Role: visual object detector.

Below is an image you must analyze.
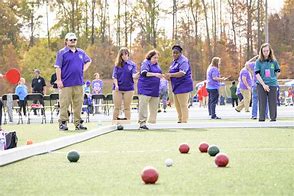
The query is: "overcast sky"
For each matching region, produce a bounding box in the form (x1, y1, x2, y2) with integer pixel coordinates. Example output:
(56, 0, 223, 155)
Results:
(22, 0, 284, 39)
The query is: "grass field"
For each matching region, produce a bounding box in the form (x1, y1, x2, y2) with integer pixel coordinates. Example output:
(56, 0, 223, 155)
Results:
(0, 125, 293, 195)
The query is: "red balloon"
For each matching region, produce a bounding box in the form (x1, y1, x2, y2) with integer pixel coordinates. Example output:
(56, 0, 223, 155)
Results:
(5, 68, 21, 85)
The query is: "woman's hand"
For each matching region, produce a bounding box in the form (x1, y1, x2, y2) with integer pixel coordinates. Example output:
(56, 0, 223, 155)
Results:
(164, 73, 171, 80)
(262, 84, 270, 92)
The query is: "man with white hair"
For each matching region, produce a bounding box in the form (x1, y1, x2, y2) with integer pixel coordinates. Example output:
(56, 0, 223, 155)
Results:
(54, 32, 91, 131)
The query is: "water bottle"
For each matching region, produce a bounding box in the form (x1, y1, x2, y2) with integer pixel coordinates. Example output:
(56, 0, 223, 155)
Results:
(0, 131, 6, 151)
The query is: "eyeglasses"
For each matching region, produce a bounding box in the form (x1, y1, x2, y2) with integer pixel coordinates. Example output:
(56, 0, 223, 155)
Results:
(69, 39, 77, 42)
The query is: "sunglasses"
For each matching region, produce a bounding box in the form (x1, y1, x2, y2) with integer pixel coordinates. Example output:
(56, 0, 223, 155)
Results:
(69, 39, 77, 42)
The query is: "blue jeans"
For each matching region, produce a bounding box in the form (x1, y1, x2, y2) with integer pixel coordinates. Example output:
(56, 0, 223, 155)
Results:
(207, 89, 219, 118)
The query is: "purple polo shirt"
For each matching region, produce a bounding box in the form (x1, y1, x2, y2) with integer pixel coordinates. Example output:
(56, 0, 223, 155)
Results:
(239, 67, 252, 90)
(169, 54, 193, 94)
(54, 47, 91, 87)
(249, 62, 257, 87)
(92, 80, 103, 94)
(112, 60, 137, 91)
(206, 66, 220, 89)
(138, 59, 162, 97)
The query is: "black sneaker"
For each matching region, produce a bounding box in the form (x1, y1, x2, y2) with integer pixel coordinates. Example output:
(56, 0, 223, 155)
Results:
(139, 125, 149, 130)
(76, 124, 87, 130)
(211, 116, 221, 119)
(59, 123, 68, 131)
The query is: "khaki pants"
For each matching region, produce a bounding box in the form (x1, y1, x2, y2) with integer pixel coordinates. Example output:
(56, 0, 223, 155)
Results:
(174, 93, 190, 123)
(138, 95, 159, 126)
(59, 86, 83, 126)
(236, 89, 251, 112)
(203, 96, 208, 107)
(113, 90, 134, 120)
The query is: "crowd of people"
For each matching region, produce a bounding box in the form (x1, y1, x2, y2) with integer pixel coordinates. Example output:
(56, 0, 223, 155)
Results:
(0, 32, 288, 131)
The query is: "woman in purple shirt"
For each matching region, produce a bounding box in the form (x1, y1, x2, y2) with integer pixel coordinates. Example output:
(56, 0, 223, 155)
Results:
(112, 47, 139, 121)
(206, 57, 227, 119)
(137, 50, 162, 130)
(164, 45, 193, 123)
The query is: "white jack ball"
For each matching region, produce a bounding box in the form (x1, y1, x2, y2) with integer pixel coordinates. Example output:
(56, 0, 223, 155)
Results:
(165, 158, 173, 167)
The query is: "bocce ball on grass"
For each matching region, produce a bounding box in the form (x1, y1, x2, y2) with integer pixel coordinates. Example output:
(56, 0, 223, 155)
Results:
(165, 158, 173, 167)
(26, 140, 33, 145)
(141, 166, 159, 184)
(198, 142, 209, 153)
(117, 124, 124, 130)
(215, 153, 229, 167)
(67, 150, 80, 162)
(208, 145, 220, 156)
(179, 143, 190, 153)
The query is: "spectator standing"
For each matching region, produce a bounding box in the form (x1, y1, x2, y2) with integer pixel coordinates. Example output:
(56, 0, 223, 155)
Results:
(15, 78, 28, 116)
(31, 69, 46, 115)
(206, 57, 228, 119)
(137, 50, 162, 130)
(255, 43, 280, 122)
(112, 47, 139, 122)
(55, 32, 91, 130)
(164, 45, 193, 123)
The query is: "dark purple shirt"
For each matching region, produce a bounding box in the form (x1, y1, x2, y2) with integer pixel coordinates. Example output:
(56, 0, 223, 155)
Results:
(137, 59, 162, 97)
(169, 54, 193, 94)
(54, 47, 91, 87)
(112, 60, 137, 91)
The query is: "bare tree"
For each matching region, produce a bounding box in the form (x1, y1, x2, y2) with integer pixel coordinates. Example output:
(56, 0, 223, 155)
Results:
(201, 0, 212, 59)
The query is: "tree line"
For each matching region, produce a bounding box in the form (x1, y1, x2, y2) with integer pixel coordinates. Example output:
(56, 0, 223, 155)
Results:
(0, 0, 293, 95)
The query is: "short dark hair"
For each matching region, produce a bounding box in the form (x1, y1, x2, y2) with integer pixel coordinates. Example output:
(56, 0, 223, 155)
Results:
(232, 81, 236, 85)
(172, 45, 183, 53)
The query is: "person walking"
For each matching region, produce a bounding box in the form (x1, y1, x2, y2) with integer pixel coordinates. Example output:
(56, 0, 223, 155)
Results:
(137, 50, 162, 130)
(235, 62, 252, 113)
(112, 47, 139, 122)
(164, 45, 193, 123)
(158, 78, 169, 113)
(206, 57, 228, 119)
(55, 32, 91, 130)
(255, 43, 280, 122)
(230, 81, 238, 107)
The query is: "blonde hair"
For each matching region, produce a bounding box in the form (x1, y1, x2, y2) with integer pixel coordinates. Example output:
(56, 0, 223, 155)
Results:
(210, 57, 221, 68)
(258, 43, 276, 61)
(115, 47, 130, 67)
(19, 77, 25, 84)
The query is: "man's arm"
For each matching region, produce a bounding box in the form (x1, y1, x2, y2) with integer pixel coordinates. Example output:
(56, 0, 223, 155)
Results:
(83, 61, 91, 72)
(55, 67, 63, 88)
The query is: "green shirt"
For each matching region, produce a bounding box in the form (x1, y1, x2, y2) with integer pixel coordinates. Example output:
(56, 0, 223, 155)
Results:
(255, 59, 280, 86)
(230, 85, 238, 99)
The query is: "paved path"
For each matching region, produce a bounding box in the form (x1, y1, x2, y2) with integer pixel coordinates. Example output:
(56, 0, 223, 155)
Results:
(3, 103, 293, 126)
